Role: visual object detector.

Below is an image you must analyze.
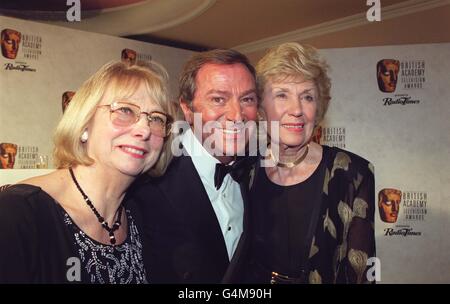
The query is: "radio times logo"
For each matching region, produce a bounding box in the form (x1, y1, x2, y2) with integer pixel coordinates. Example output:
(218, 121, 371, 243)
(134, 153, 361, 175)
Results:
(378, 188, 427, 237)
(376, 58, 424, 106)
(2, 27, 40, 72)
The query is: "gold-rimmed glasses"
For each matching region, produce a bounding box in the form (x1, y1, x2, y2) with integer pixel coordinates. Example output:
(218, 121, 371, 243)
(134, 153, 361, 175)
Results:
(98, 101, 173, 137)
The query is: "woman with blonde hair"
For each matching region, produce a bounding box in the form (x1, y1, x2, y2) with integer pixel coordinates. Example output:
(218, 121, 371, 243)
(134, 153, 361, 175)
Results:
(248, 42, 375, 284)
(0, 60, 175, 283)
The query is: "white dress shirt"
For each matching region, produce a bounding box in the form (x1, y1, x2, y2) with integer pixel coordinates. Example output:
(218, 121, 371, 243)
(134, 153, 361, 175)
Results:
(181, 128, 244, 260)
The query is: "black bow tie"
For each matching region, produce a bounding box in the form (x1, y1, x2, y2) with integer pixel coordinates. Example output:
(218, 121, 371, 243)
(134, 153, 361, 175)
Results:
(214, 157, 257, 190)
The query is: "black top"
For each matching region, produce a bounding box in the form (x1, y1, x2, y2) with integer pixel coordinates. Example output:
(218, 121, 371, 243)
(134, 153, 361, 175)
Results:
(0, 184, 146, 283)
(250, 148, 327, 278)
(60, 206, 147, 284)
(247, 146, 376, 284)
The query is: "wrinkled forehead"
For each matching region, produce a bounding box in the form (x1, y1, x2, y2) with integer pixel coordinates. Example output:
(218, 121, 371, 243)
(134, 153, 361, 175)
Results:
(267, 75, 317, 94)
(198, 63, 255, 84)
(268, 73, 311, 84)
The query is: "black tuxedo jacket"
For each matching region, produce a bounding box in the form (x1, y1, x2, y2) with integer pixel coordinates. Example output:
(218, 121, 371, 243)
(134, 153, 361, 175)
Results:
(131, 154, 254, 284)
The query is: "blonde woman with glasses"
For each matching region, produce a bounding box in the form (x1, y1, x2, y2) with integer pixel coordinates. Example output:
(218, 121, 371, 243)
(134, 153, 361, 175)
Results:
(0, 60, 175, 283)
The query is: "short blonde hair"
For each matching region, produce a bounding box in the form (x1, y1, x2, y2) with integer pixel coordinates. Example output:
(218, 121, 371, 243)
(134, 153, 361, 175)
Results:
(256, 42, 331, 125)
(53, 60, 177, 177)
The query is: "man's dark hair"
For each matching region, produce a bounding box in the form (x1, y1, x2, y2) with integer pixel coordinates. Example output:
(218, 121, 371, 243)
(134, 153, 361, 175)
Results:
(179, 49, 256, 105)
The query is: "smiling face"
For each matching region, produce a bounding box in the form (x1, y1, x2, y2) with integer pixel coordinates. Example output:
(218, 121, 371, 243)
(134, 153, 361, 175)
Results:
(262, 76, 318, 149)
(180, 63, 258, 162)
(86, 81, 165, 177)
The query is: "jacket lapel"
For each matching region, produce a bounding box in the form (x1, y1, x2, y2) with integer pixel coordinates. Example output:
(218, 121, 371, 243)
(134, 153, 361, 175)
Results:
(157, 155, 230, 266)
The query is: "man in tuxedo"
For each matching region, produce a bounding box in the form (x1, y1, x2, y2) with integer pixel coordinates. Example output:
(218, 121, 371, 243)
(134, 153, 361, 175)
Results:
(133, 49, 258, 283)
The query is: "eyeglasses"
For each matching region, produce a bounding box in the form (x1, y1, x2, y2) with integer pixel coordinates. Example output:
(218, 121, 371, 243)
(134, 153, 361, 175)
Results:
(98, 101, 173, 137)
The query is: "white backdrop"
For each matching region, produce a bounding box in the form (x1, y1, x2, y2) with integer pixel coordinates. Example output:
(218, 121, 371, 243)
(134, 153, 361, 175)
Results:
(1, 15, 192, 171)
(319, 43, 450, 283)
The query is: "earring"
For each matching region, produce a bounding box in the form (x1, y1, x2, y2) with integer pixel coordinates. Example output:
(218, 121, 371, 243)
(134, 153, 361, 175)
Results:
(80, 130, 88, 143)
